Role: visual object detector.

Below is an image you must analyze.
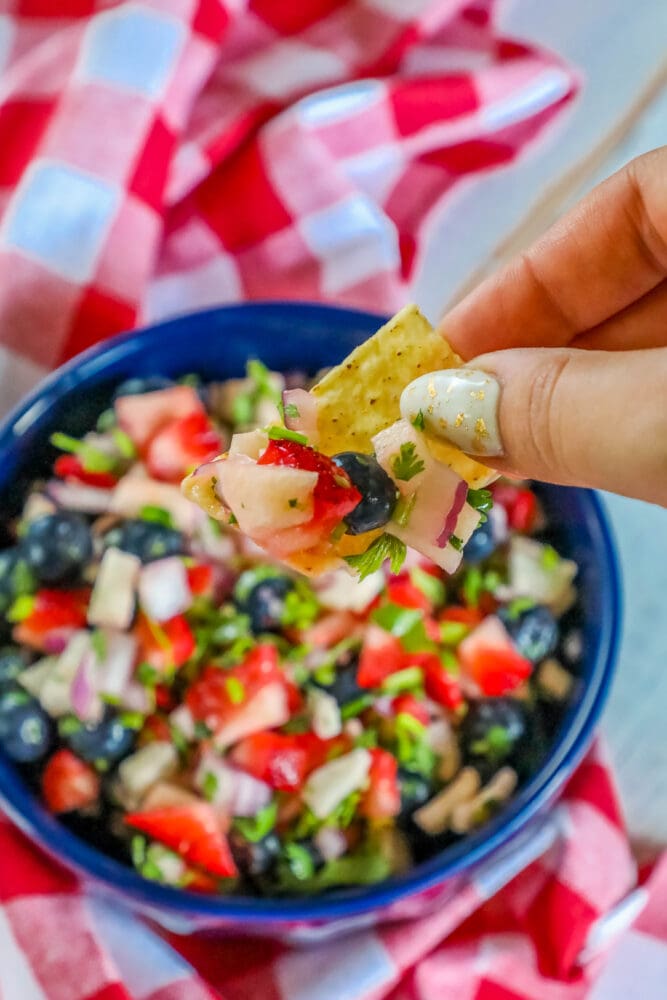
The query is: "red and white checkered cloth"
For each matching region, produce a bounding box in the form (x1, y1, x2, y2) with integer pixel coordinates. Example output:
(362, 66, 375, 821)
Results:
(0, 2, 665, 998)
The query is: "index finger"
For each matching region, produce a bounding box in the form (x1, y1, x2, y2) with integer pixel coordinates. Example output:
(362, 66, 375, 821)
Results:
(440, 146, 667, 359)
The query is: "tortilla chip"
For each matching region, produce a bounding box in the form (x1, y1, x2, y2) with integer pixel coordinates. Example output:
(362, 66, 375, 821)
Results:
(311, 304, 495, 488)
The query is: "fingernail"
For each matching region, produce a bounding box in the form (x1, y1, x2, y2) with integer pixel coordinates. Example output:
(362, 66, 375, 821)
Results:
(400, 369, 502, 457)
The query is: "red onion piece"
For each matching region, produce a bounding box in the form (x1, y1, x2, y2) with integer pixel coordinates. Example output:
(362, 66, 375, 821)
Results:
(436, 479, 468, 548)
(43, 628, 75, 655)
(314, 826, 348, 862)
(47, 480, 113, 514)
(195, 754, 272, 817)
(282, 388, 319, 440)
(70, 651, 103, 722)
(95, 630, 137, 698)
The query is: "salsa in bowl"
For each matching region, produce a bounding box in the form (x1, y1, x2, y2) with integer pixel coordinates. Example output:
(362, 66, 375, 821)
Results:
(0, 303, 620, 936)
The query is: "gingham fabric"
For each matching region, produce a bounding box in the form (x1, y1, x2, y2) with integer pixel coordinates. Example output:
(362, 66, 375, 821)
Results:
(2, 743, 667, 1000)
(0, 2, 664, 998)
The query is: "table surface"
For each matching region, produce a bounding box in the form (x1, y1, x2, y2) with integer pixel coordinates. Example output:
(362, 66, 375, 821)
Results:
(414, 0, 667, 845)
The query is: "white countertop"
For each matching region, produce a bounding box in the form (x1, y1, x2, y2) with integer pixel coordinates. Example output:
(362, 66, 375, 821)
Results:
(414, 0, 667, 844)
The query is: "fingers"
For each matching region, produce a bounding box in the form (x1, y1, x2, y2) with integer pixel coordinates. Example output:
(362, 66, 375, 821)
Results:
(441, 146, 667, 359)
(400, 347, 667, 507)
(572, 280, 667, 351)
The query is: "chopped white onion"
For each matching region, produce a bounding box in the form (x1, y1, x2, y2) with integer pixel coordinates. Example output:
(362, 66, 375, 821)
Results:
(169, 704, 195, 741)
(307, 688, 342, 740)
(138, 557, 192, 622)
(87, 547, 141, 630)
(314, 826, 347, 862)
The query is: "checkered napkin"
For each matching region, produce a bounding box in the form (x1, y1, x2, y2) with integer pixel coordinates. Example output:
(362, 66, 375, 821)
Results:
(1, 743, 666, 1000)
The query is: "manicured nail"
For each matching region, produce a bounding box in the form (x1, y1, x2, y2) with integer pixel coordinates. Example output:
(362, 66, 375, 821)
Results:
(400, 369, 502, 457)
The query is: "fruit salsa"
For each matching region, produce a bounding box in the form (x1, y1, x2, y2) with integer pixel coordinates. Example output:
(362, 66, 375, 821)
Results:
(0, 351, 582, 895)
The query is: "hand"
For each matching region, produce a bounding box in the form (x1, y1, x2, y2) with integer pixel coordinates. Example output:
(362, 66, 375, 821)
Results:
(401, 147, 667, 507)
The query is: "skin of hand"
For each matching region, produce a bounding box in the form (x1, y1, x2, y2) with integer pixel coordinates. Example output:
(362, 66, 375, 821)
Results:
(400, 146, 667, 508)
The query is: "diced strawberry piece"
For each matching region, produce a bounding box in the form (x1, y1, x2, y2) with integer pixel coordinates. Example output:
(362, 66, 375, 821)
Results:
(125, 803, 237, 879)
(135, 613, 196, 672)
(14, 588, 89, 649)
(492, 483, 537, 533)
(54, 455, 118, 489)
(186, 564, 215, 597)
(357, 624, 405, 688)
(411, 651, 464, 710)
(186, 644, 283, 729)
(391, 693, 429, 726)
(440, 605, 484, 626)
(424, 617, 442, 642)
(141, 714, 172, 744)
(154, 684, 177, 711)
(300, 611, 357, 649)
(147, 411, 223, 483)
(387, 575, 432, 613)
(359, 748, 400, 819)
(115, 385, 204, 450)
(458, 616, 533, 696)
(42, 749, 100, 814)
(257, 439, 361, 528)
(231, 731, 342, 791)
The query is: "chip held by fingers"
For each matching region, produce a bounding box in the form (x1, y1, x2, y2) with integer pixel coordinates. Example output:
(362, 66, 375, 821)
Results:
(182, 305, 497, 577)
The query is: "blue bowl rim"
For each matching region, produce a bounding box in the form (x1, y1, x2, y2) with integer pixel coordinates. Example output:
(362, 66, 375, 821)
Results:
(0, 301, 622, 924)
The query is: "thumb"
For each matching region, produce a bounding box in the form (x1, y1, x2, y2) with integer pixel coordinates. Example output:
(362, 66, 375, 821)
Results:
(400, 346, 667, 507)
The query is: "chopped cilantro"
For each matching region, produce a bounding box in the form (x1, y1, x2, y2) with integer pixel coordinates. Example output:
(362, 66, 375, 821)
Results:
(202, 770, 219, 802)
(541, 544, 561, 571)
(381, 665, 424, 695)
(330, 521, 347, 542)
(90, 630, 107, 662)
(393, 492, 416, 528)
(280, 402, 300, 420)
(225, 676, 245, 705)
(119, 711, 145, 731)
(391, 442, 425, 481)
(372, 603, 433, 654)
(288, 498, 298, 508)
(354, 728, 378, 749)
(439, 648, 459, 673)
(439, 621, 469, 645)
(467, 488, 494, 524)
(231, 359, 281, 427)
(194, 720, 213, 740)
(283, 842, 316, 881)
(280, 580, 319, 630)
(228, 512, 239, 526)
(10, 559, 35, 597)
(470, 724, 513, 763)
(137, 662, 160, 687)
(6, 594, 35, 623)
(345, 532, 407, 580)
(506, 596, 537, 620)
(340, 693, 373, 719)
(411, 410, 425, 431)
(96, 408, 116, 432)
(131, 834, 147, 869)
(233, 800, 278, 843)
(394, 712, 435, 778)
(139, 505, 174, 528)
(111, 428, 136, 459)
(325, 790, 360, 828)
(410, 566, 445, 606)
(58, 715, 83, 737)
(449, 534, 463, 551)
(267, 425, 308, 445)
(50, 431, 116, 473)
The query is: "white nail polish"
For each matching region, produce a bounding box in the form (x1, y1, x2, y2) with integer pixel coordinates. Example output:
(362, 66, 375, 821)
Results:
(400, 369, 502, 457)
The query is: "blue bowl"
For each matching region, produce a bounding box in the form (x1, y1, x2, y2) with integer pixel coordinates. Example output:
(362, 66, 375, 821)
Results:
(0, 302, 622, 940)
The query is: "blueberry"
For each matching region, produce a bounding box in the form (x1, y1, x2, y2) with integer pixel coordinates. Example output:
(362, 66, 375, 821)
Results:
(332, 452, 397, 535)
(312, 660, 364, 707)
(0, 646, 29, 688)
(113, 376, 173, 399)
(103, 520, 184, 563)
(462, 519, 496, 564)
(64, 712, 136, 767)
(398, 769, 432, 817)
(237, 575, 294, 634)
(0, 688, 53, 763)
(459, 697, 528, 772)
(229, 830, 281, 877)
(23, 513, 93, 584)
(501, 605, 559, 663)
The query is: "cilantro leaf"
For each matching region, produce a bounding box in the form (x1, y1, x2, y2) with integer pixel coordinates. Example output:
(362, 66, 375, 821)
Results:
(202, 771, 219, 802)
(391, 442, 425, 482)
(267, 425, 308, 445)
(279, 402, 300, 420)
(345, 533, 407, 580)
(50, 431, 116, 473)
(411, 410, 425, 431)
(233, 801, 278, 842)
(467, 488, 494, 524)
(449, 534, 463, 551)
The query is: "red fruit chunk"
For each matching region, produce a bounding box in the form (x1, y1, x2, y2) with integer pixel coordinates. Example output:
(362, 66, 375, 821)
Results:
(115, 385, 204, 450)
(135, 613, 196, 672)
(391, 693, 429, 726)
(440, 605, 483, 626)
(14, 588, 90, 649)
(42, 750, 100, 814)
(492, 483, 537, 533)
(125, 803, 237, 878)
(147, 411, 223, 483)
(257, 439, 361, 527)
(357, 624, 405, 688)
(411, 651, 463, 710)
(359, 748, 400, 819)
(186, 563, 215, 597)
(54, 455, 118, 489)
(467, 646, 533, 696)
(387, 575, 432, 613)
(186, 644, 283, 728)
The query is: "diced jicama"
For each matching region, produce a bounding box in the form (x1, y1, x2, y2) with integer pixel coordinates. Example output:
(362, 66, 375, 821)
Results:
(181, 460, 232, 521)
(213, 682, 289, 749)
(115, 385, 203, 449)
(169, 704, 195, 742)
(229, 429, 268, 460)
(138, 557, 192, 622)
(87, 547, 141, 630)
(195, 752, 272, 816)
(47, 480, 113, 514)
(314, 826, 347, 862)
(282, 388, 319, 442)
(501, 537, 578, 613)
(20, 493, 56, 524)
(307, 688, 342, 739)
(303, 748, 371, 819)
(18, 631, 91, 718)
(111, 476, 202, 533)
(314, 567, 385, 612)
(215, 455, 318, 534)
(117, 742, 179, 802)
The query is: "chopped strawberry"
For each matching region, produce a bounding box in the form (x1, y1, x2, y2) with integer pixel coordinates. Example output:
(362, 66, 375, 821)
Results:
(135, 613, 196, 672)
(125, 803, 237, 879)
(386, 575, 433, 613)
(359, 748, 400, 819)
(440, 605, 484, 626)
(186, 563, 215, 597)
(42, 750, 100, 814)
(391, 693, 430, 726)
(54, 455, 118, 489)
(257, 439, 361, 530)
(458, 616, 533, 696)
(411, 651, 464, 710)
(115, 385, 204, 450)
(140, 714, 172, 744)
(300, 611, 357, 649)
(186, 644, 284, 730)
(14, 588, 89, 650)
(357, 624, 405, 688)
(492, 483, 537, 533)
(231, 731, 343, 791)
(147, 411, 223, 483)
